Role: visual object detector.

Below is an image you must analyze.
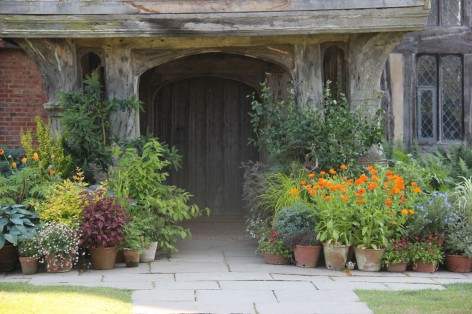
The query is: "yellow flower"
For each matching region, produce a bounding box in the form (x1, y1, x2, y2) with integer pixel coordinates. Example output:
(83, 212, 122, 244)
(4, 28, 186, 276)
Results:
(289, 188, 298, 196)
(11, 162, 17, 168)
(409, 210, 415, 215)
(402, 209, 409, 215)
(33, 152, 39, 161)
(21, 157, 27, 163)
(51, 154, 55, 159)
(340, 164, 347, 170)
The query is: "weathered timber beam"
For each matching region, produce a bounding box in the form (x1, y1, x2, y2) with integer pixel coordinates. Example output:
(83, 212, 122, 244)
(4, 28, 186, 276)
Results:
(0, 8, 429, 38)
(0, 0, 427, 15)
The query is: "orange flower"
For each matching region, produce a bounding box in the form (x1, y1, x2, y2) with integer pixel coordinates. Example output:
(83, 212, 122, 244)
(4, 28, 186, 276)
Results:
(33, 152, 39, 161)
(367, 183, 378, 191)
(357, 199, 365, 204)
(0, 148, 4, 155)
(409, 210, 415, 215)
(325, 195, 332, 201)
(309, 189, 317, 196)
(341, 164, 347, 170)
(386, 170, 394, 176)
(388, 211, 394, 216)
(359, 174, 368, 182)
(73, 175, 78, 180)
(411, 182, 418, 186)
(357, 188, 365, 195)
(308, 173, 315, 179)
(11, 162, 17, 168)
(400, 196, 406, 203)
(329, 169, 336, 175)
(21, 157, 27, 163)
(49, 169, 55, 175)
(386, 199, 392, 206)
(320, 171, 326, 175)
(370, 169, 377, 175)
(342, 196, 349, 201)
(413, 187, 422, 193)
(402, 209, 409, 215)
(391, 221, 397, 226)
(371, 175, 379, 181)
(300, 180, 307, 186)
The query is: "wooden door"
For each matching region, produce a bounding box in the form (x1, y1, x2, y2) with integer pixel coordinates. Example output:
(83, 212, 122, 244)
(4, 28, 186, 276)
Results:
(154, 76, 258, 215)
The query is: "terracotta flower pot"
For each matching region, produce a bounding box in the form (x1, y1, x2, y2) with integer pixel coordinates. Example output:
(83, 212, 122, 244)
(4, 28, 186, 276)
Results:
(45, 253, 73, 273)
(123, 250, 140, 267)
(0, 245, 18, 272)
(294, 245, 322, 268)
(89, 247, 117, 270)
(354, 247, 385, 272)
(323, 243, 349, 271)
(445, 254, 472, 273)
(386, 262, 408, 272)
(261, 252, 289, 265)
(19, 256, 39, 275)
(140, 242, 158, 262)
(413, 260, 438, 273)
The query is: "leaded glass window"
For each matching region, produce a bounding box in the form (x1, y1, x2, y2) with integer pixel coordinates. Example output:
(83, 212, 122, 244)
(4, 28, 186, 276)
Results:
(416, 55, 463, 142)
(427, 0, 462, 26)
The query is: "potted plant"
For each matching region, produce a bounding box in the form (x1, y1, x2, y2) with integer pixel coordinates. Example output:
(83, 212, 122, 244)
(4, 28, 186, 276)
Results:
(79, 188, 128, 270)
(121, 216, 145, 267)
(275, 203, 321, 268)
(18, 234, 41, 275)
(0, 204, 40, 271)
(409, 234, 445, 273)
(383, 238, 410, 272)
(257, 228, 292, 265)
(38, 222, 79, 273)
(444, 215, 472, 273)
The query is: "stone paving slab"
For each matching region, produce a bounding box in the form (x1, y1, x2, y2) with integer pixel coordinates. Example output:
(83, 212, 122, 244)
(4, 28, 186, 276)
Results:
(132, 301, 254, 314)
(154, 281, 220, 290)
(196, 289, 276, 303)
(274, 289, 361, 302)
(219, 280, 316, 291)
(331, 275, 437, 284)
(255, 301, 373, 314)
(150, 261, 229, 273)
(313, 281, 389, 290)
(175, 272, 273, 281)
(28, 273, 103, 285)
(134, 289, 195, 302)
(103, 273, 175, 282)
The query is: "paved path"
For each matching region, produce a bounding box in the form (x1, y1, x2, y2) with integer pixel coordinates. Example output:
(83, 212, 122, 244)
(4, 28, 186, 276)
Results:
(1, 218, 472, 313)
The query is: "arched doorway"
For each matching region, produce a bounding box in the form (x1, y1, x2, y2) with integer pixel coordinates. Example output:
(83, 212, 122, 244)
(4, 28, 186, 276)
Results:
(139, 53, 289, 216)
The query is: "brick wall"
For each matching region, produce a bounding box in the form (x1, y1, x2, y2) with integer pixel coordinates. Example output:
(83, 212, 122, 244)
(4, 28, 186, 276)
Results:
(0, 47, 48, 149)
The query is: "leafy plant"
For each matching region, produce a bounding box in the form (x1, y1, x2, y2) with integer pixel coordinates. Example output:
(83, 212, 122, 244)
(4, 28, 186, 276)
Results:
(109, 138, 207, 253)
(451, 177, 472, 225)
(382, 238, 410, 267)
(33, 170, 87, 225)
(249, 77, 383, 170)
(256, 228, 292, 260)
(18, 234, 41, 258)
(284, 230, 319, 249)
(122, 216, 145, 254)
(38, 221, 80, 259)
(409, 234, 445, 265)
(60, 71, 142, 182)
(0, 204, 40, 249)
(79, 188, 128, 248)
(444, 213, 472, 258)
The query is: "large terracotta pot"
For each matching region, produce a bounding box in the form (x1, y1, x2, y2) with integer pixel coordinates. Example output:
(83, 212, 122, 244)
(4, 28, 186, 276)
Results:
(140, 242, 158, 262)
(354, 247, 385, 272)
(261, 252, 289, 265)
(445, 254, 472, 273)
(45, 253, 73, 273)
(323, 243, 349, 271)
(413, 260, 438, 273)
(89, 247, 117, 270)
(0, 245, 18, 272)
(19, 256, 39, 275)
(294, 245, 322, 268)
(386, 262, 408, 272)
(123, 250, 141, 267)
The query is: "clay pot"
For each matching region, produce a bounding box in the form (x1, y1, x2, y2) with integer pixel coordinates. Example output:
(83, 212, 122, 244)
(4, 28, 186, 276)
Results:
(89, 247, 117, 270)
(0, 245, 18, 272)
(354, 247, 385, 272)
(294, 245, 322, 268)
(19, 256, 39, 275)
(262, 252, 289, 265)
(386, 262, 408, 272)
(140, 242, 158, 262)
(45, 254, 73, 273)
(445, 254, 472, 273)
(323, 243, 349, 271)
(123, 250, 140, 267)
(413, 260, 438, 273)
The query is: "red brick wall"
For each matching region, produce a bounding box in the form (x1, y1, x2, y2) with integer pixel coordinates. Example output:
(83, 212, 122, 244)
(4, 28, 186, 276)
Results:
(0, 48, 48, 149)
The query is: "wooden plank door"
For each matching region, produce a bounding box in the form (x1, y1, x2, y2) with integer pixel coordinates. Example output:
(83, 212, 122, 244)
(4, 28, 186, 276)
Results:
(154, 76, 258, 215)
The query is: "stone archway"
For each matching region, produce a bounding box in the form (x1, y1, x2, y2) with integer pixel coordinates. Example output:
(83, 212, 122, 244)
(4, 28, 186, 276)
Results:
(139, 53, 289, 215)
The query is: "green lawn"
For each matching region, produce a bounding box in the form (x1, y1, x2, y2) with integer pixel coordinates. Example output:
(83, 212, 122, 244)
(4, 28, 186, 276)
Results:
(356, 283, 472, 314)
(0, 282, 132, 314)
